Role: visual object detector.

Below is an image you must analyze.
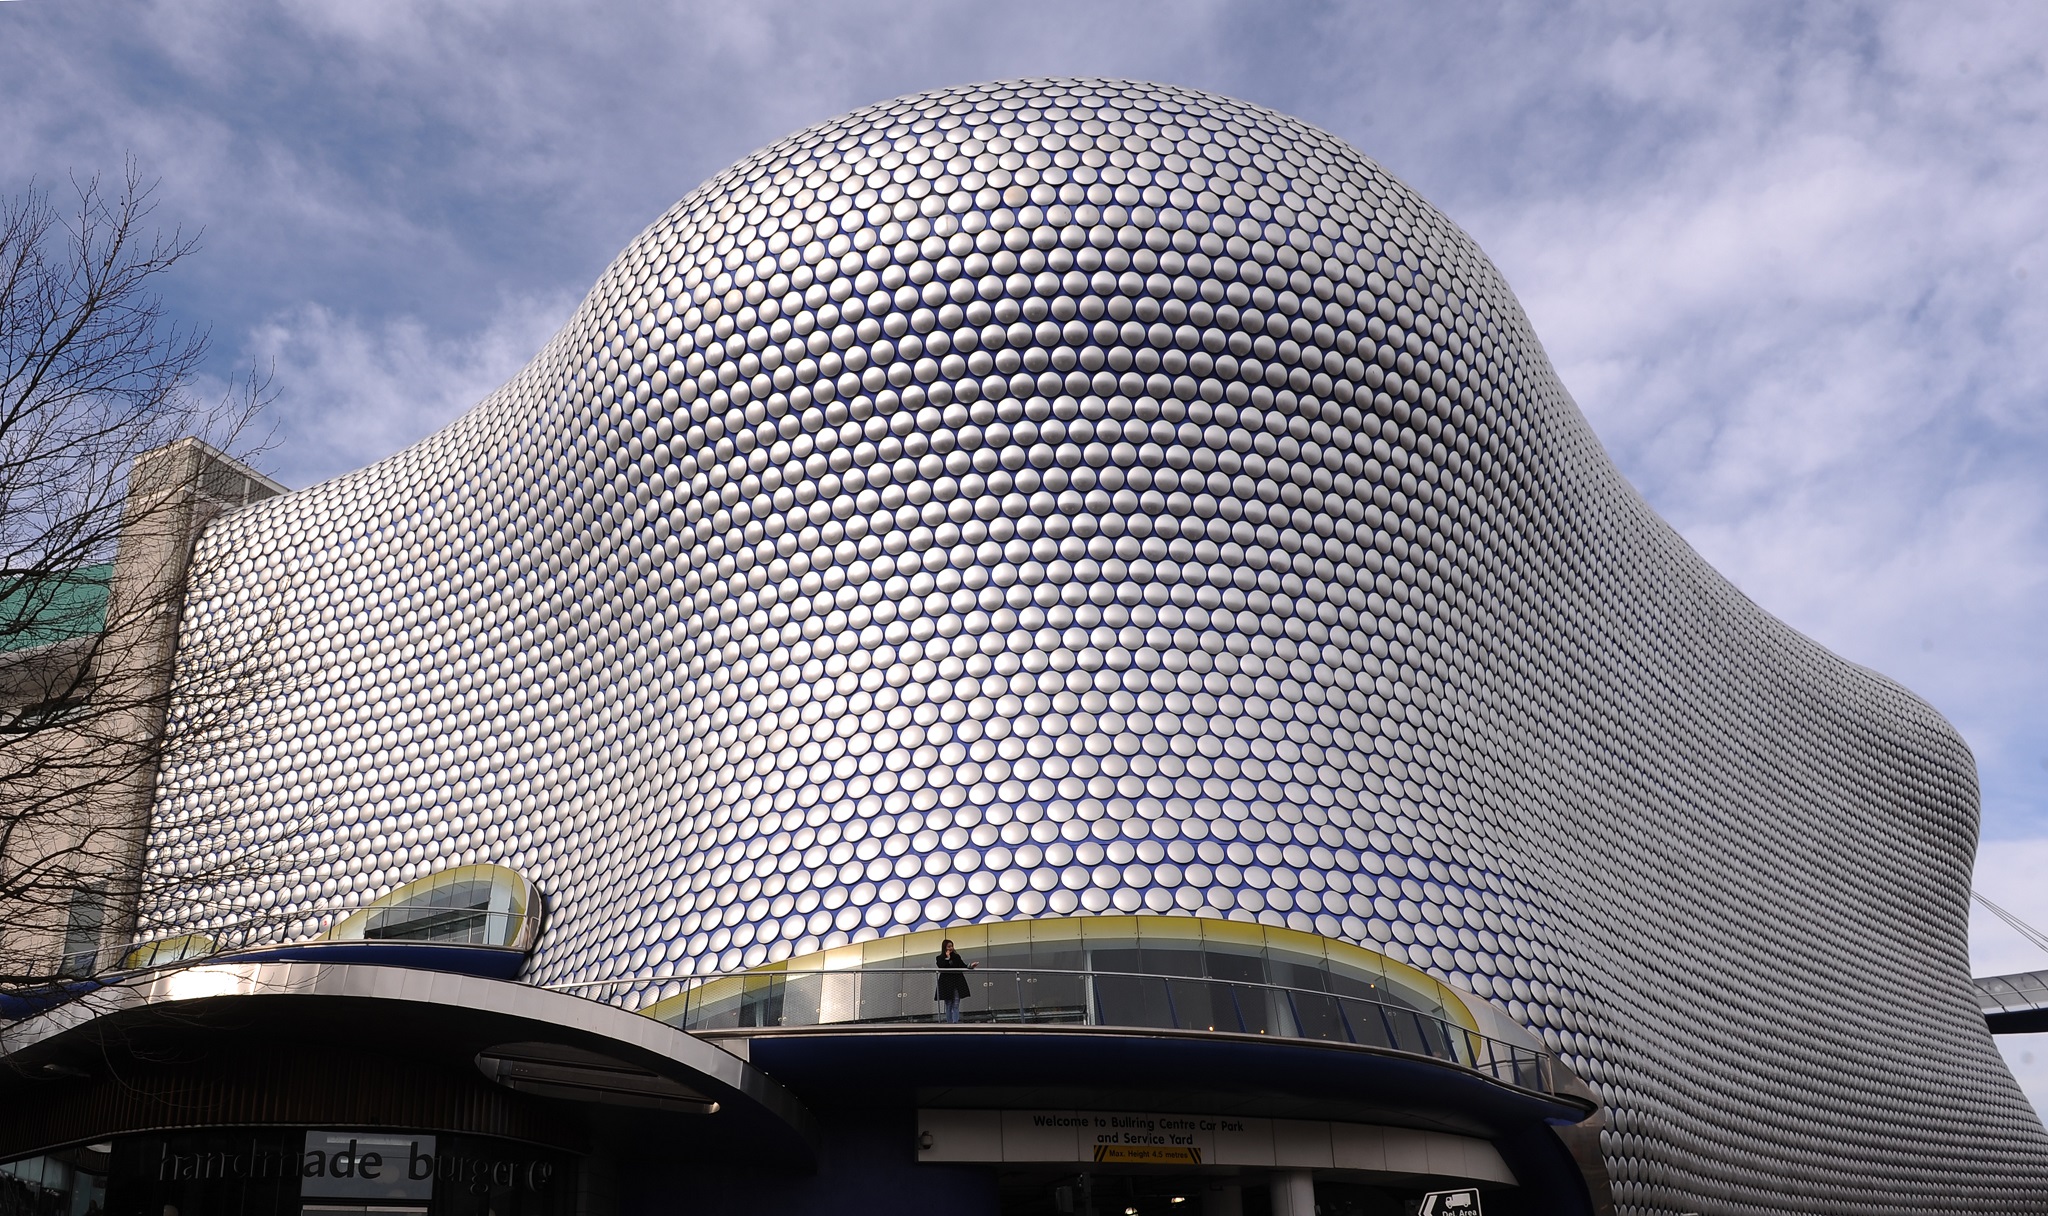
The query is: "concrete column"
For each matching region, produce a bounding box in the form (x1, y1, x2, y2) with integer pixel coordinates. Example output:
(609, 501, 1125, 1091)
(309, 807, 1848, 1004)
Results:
(92, 440, 284, 962)
(0, 438, 286, 978)
(1269, 1170, 1315, 1216)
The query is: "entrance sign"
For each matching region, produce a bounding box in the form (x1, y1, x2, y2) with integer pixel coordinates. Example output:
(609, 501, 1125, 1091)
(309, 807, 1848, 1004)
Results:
(1419, 1188, 1482, 1216)
(914, 1109, 1513, 1184)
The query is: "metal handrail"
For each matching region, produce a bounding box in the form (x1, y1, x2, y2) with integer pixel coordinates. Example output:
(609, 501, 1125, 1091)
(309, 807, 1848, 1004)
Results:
(556, 964, 1554, 1095)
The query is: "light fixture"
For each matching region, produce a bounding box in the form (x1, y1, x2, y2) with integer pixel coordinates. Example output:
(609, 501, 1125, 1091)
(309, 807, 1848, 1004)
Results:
(476, 1041, 718, 1113)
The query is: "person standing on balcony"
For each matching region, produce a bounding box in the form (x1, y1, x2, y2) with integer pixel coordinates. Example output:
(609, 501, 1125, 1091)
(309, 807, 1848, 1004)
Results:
(933, 939, 978, 1024)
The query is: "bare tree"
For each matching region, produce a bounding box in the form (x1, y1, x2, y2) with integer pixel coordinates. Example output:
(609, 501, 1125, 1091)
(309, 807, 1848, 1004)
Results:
(0, 162, 279, 993)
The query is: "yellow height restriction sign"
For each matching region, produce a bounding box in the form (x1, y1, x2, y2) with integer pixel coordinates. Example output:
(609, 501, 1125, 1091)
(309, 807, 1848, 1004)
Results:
(1092, 1144, 1203, 1165)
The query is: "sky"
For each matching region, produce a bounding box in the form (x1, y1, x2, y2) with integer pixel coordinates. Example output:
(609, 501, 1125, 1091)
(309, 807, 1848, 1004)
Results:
(4, 0, 2046, 1110)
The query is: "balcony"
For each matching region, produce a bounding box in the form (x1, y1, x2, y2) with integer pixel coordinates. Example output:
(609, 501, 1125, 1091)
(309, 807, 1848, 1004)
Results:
(659, 962, 1554, 1094)
(613, 919, 1567, 1099)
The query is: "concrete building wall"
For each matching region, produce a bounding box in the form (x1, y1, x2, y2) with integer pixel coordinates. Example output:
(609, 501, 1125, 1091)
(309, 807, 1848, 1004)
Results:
(0, 440, 280, 979)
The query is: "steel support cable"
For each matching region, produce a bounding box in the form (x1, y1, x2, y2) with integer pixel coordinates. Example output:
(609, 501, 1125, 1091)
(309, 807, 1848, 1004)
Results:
(1973, 888, 2048, 961)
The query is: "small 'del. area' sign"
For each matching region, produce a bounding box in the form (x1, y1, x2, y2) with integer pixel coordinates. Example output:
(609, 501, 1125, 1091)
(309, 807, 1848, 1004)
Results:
(1418, 1187, 1481, 1216)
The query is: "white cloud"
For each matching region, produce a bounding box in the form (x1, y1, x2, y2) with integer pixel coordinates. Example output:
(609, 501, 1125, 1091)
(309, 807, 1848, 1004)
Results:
(2003, 1034, 2048, 1123)
(1973, 839, 2048, 978)
(245, 295, 577, 489)
(1456, 4, 2048, 866)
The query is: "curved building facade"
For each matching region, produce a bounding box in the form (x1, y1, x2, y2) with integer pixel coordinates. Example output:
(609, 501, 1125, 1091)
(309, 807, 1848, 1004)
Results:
(59, 78, 2048, 1213)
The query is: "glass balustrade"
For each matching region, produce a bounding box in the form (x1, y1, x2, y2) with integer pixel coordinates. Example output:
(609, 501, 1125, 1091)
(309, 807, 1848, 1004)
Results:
(643, 962, 1550, 1094)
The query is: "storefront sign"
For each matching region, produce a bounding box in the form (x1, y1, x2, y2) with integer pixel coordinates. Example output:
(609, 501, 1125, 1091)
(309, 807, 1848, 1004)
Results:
(299, 1132, 558, 1200)
(119, 1129, 573, 1216)
(145, 1131, 560, 1201)
(301, 1132, 436, 1200)
(155, 1139, 302, 1184)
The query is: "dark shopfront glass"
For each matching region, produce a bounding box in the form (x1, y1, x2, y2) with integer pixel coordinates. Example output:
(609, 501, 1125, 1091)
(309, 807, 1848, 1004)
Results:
(994, 1168, 1428, 1216)
(1, 1143, 108, 1216)
(3, 1131, 573, 1216)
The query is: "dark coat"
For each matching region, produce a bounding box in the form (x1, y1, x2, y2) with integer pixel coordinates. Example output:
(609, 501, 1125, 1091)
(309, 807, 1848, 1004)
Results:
(934, 952, 972, 1001)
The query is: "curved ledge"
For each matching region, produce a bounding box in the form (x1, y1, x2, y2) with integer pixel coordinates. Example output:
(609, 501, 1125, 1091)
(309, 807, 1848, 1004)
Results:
(204, 940, 530, 980)
(713, 1021, 1594, 1138)
(615, 916, 1595, 1110)
(636, 962, 1592, 1108)
(0, 962, 815, 1162)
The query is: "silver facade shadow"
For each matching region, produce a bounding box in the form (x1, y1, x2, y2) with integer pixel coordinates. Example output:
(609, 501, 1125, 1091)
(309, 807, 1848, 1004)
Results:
(138, 79, 2048, 1212)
